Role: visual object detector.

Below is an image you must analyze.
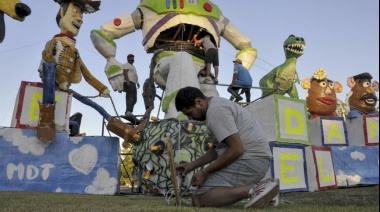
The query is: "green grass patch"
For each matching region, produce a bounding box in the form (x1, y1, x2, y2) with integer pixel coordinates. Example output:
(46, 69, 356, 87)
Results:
(0, 185, 378, 211)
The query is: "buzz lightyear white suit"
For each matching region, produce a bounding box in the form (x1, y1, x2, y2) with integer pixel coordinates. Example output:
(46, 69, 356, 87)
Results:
(91, 0, 256, 119)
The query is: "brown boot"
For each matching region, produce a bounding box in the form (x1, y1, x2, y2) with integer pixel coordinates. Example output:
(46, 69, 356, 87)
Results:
(37, 102, 56, 142)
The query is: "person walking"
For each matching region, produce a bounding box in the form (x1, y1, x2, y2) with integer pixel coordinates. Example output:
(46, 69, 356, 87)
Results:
(175, 86, 279, 209)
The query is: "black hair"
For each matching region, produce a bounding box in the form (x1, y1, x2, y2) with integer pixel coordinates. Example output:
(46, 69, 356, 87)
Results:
(311, 78, 334, 83)
(175, 86, 206, 111)
(353, 72, 373, 82)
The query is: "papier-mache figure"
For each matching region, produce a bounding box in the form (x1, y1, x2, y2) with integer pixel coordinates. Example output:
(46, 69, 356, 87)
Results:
(259, 35, 306, 99)
(346, 72, 379, 119)
(301, 68, 343, 119)
(37, 0, 110, 142)
(0, 0, 31, 43)
(90, 0, 257, 119)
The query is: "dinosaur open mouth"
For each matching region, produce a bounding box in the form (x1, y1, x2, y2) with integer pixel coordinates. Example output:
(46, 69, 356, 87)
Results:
(285, 43, 305, 54)
(317, 97, 336, 105)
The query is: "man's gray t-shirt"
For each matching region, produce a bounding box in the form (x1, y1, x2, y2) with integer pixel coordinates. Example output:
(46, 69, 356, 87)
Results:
(206, 97, 272, 160)
(201, 37, 216, 52)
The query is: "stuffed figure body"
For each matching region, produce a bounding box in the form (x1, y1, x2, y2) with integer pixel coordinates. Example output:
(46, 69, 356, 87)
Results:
(37, 0, 109, 142)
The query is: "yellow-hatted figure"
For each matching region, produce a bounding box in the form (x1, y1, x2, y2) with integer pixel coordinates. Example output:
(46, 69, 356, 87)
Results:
(37, 0, 110, 142)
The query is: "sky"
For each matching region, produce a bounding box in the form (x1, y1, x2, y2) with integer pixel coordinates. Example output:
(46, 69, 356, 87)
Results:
(0, 0, 379, 137)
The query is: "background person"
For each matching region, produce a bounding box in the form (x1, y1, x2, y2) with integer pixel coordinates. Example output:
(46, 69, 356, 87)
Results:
(227, 59, 252, 103)
(123, 54, 139, 117)
(142, 77, 156, 111)
(193, 31, 219, 84)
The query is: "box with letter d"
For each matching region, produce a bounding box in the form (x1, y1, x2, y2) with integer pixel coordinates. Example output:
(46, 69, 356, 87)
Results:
(247, 95, 310, 145)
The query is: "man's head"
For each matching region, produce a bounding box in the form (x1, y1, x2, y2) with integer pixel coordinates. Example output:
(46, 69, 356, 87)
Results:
(127, 54, 135, 64)
(233, 59, 242, 65)
(347, 72, 379, 114)
(175, 86, 208, 121)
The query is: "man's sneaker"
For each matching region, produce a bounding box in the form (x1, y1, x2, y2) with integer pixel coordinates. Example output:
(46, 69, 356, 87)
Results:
(234, 95, 243, 102)
(244, 180, 279, 209)
(125, 111, 133, 117)
(214, 78, 219, 84)
(201, 77, 214, 84)
(268, 178, 280, 206)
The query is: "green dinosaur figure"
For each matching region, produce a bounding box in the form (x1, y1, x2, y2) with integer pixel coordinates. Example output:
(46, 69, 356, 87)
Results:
(259, 34, 306, 98)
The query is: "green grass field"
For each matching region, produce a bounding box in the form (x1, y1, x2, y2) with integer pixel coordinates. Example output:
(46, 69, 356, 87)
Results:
(0, 185, 378, 211)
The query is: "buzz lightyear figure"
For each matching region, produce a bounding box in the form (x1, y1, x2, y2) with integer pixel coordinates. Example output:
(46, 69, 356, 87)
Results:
(91, 0, 257, 119)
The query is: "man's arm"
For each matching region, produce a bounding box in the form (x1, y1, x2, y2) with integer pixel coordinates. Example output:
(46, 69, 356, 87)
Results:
(230, 72, 238, 86)
(78, 57, 109, 95)
(123, 68, 130, 87)
(176, 147, 218, 176)
(201, 133, 244, 176)
(193, 34, 202, 46)
(190, 133, 244, 186)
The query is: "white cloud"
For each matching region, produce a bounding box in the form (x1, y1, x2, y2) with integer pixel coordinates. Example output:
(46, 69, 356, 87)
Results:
(69, 136, 84, 144)
(85, 168, 118, 195)
(0, 128, 49, 156)
(351, 151, 366, 161)
(336, 169, 362, 186)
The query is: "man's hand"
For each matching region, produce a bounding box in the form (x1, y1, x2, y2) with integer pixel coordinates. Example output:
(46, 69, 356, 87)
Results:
(191, 170, 207, 187)
(105, 57, 124, 92)
(137, 83, 140, 89)
(175, 162, 193, 177)
(59, 81, 69, 90)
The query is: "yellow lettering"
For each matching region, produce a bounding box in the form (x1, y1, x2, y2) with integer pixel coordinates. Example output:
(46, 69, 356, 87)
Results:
(318, 156, 332, 182)
(30, 93, 43, 121)
(29, 92, 60, 121)
(369, 120, 379, 140)
(280, 154, 299, 183)
(327, 122, 343, 142)
(284, 108, 304, 135)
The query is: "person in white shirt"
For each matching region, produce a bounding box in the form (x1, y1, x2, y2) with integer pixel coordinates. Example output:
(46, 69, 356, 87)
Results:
(123, 54, 139, 116)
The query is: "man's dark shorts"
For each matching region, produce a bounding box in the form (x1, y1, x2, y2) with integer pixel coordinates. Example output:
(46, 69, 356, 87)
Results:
(205, 48, 219, 66)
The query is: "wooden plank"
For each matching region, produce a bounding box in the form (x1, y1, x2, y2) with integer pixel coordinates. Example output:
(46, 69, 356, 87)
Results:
(166, 137, 181, 206)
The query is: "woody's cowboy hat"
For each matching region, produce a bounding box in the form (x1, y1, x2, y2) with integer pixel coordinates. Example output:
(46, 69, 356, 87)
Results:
(54, 0, 101, 14)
